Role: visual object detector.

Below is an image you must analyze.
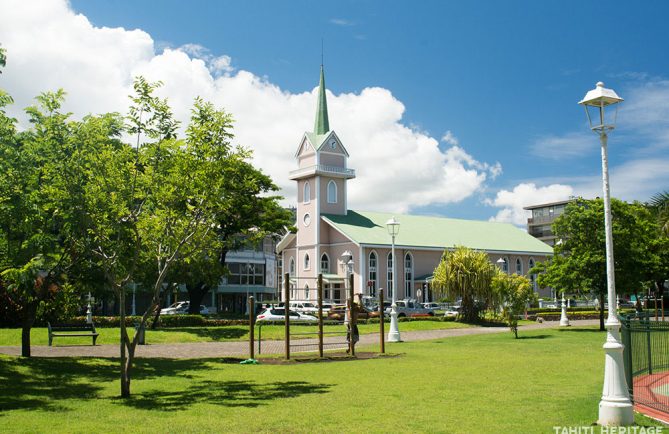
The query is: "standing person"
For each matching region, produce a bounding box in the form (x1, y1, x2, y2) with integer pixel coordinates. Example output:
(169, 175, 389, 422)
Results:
(346, 299, 359, 354)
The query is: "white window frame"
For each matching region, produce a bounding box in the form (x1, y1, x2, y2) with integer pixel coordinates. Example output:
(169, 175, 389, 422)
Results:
(368, 251, 378, 297)
(289, 258, 295, 276)
(304, 181, 311, 204)
(320, 253, 329, 273)
(404, 252, 413, 298)
(502, 257, 509, 274)
(515, 258, 522, 275)
(327, 180, 337, 204)
(304, 253, 310, 270)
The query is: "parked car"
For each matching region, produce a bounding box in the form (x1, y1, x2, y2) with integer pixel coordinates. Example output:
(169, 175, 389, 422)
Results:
(160, 301, 209, 315)
(327, 304, 381, 321)
(385, 299, 435, 317)
(422, 302, 441, 310)
(255, 308, 318, 323)
(443, 307, 459, 318)
(289, 301, 320, 314)
(160, 301, 188, 315)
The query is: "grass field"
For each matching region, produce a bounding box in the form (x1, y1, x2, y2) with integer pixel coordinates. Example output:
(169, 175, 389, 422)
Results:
(0, 326, 662, 433)
(0, 320, 477, 346)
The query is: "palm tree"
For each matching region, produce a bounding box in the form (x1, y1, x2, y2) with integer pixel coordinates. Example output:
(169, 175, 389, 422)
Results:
(649, 191, 669, 235)
(432, 246, 497, 322)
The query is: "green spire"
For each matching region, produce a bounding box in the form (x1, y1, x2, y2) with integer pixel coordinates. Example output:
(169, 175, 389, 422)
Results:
(313, 65, 330, 135)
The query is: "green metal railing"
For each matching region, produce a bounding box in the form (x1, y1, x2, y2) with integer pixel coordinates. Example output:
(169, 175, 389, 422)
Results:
(620, 312, 669, 414)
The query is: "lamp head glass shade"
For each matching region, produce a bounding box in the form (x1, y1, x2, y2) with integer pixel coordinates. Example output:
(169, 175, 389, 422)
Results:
(578, 82, 623, 132)
(385, 217, 400, 237)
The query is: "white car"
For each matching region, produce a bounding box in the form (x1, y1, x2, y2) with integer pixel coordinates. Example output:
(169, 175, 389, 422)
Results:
(160, 301, 209, 315)
(289, 301, 320, 314)
(444, 308, 459, 318)
(256, 308, 318, 322)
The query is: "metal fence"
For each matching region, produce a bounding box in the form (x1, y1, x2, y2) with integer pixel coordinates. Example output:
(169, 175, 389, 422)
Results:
(620, 313, 669, 415)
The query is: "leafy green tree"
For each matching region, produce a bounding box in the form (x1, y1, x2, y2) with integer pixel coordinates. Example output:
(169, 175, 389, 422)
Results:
(493, 271, 536, 338)
(169, 98, 292, 314)
(649, 191, 669, 236)
(533, 198, 664, 330)
(0, 44, 6, 73)
(0, 90, 90, 356)
(73, 77, 203, 397)
(432, 246, 497, 322)
(646, 191, 669, 304)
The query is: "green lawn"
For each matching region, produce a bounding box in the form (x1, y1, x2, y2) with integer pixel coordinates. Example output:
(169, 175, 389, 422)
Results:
(0, 320, 475, 346)
(0, 326, 662, 433)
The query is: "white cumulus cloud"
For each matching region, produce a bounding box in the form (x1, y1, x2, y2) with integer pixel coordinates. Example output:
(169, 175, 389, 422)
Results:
(0, 0, 500, 214)
(441, 130, 459, 145)
(487, 183, 574, 226)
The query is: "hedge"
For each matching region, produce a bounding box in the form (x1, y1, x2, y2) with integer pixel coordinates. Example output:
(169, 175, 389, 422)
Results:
(63, 314, 461, 328)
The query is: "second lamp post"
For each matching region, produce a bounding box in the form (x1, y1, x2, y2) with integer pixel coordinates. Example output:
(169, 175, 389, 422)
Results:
(386, 217, 401, 342)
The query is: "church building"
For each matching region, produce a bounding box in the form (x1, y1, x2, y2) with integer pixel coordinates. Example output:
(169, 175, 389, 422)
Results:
(276, 67, 553, 303)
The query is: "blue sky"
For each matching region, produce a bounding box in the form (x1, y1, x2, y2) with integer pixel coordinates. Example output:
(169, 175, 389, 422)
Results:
(2, 0, 669, 224)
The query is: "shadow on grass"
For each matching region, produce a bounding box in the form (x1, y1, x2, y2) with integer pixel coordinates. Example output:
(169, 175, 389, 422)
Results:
(454, 319, 507, 328)
(557, 328, 605, 333)
(118, 379, 332, 411)
(0, 356, 215, 414)
(0, 357, 113, 413)
(160, 327, 248, 340)
(516, 334, 552, 340)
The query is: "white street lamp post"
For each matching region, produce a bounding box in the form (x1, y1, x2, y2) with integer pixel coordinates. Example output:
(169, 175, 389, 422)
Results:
(559, 293, 570, 327)
(86, 292, 93, 324)
(386, 217, 401, 342)
(341, 251, 353, 325)
(579, 81, 633, 426)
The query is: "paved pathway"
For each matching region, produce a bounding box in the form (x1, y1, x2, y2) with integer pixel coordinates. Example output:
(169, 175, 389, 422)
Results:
(0, 320, 599, 359)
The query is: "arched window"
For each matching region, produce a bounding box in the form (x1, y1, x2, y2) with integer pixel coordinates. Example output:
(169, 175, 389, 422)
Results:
(320, 253, 329, 273)
(327, 180, 337, 204)
(303, 181, 311, 203)
(515, 258, 522, 275)
(289, 258, 295, 276)
(368, 251, 377, 297)
(387, 252, 394, 298)
(304, 253, 310, 270)
(304, 284, 310, 300)
(502, 257, 509, 274)
(404, 252, 413, 298)
(528, 258, 537, 292)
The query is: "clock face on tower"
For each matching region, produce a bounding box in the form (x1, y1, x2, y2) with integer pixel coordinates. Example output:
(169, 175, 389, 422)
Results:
(303, 213, 311, 226)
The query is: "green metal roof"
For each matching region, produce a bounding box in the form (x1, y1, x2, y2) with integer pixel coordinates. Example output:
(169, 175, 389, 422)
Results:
(304, 132, 329, 149)
(313, 66, 330, 135)
(321, 210, 553, 255)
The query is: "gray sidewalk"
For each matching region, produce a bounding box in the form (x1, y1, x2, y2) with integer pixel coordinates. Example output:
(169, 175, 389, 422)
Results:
(0, 320, 599, 359)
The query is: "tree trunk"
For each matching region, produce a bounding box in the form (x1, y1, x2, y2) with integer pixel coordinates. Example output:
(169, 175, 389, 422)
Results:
(187, 282, 208, 314)
(20, 303, 37, 358)
(599, 292, 605, 331)
(150, 288, 163, 330)
(119, 289, 131, 397)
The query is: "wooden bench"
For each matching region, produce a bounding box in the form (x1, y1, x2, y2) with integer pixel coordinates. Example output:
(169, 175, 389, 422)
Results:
(47, 322, 99, 346)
